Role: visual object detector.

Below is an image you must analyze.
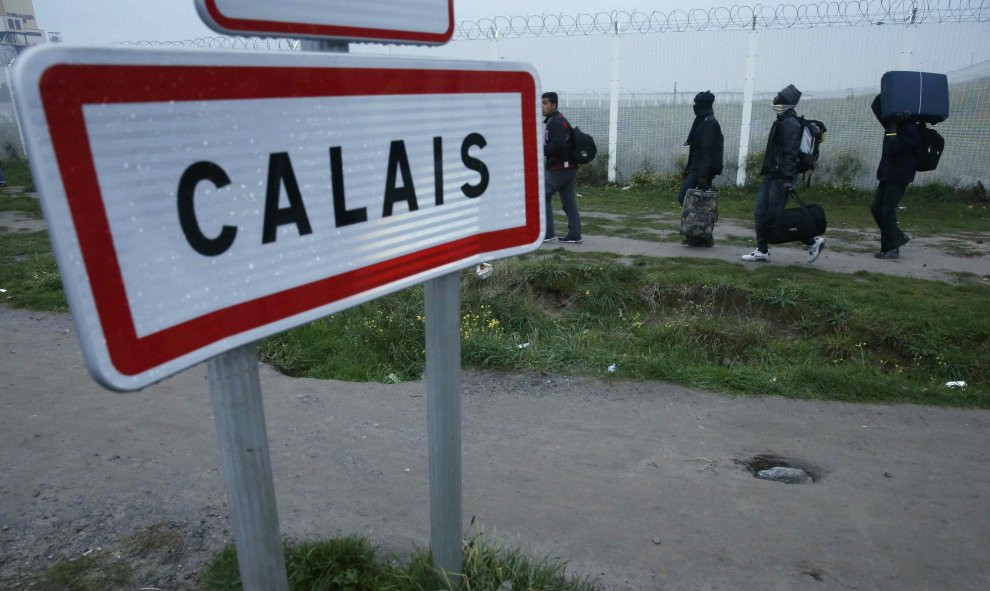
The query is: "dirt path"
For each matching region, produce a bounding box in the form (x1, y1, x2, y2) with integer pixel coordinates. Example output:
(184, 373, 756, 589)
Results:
(2, 307, 990, 590)
(556, 211, 990, 284)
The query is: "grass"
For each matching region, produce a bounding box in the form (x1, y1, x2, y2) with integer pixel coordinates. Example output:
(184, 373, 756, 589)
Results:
(257, 251, 990, 407)
(23, 556, 134, 591)
(0, 230, 67, 311)
(1, 159, 36, 191)
(199, 532, 598, 591)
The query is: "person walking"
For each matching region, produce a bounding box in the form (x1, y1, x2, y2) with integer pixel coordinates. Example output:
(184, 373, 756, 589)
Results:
(741, 84, 825, 263)
(541, 92, 582, 244)
(677, 90, 723, 206)
(869, 94, 918, 259)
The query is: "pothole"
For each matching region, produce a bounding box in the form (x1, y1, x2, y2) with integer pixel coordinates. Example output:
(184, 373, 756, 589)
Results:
(735, 454, 819, 484)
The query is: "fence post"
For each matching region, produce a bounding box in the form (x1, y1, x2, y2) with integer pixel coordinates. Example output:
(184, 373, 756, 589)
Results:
(607, 21, 621, 183)
(736, 22, 759, 187)
(900, 9, 918, 70)
(490, 26, 500, 61)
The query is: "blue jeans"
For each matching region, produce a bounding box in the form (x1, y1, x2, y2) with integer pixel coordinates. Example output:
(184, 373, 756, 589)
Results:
(0, 163, 6, 185)
(545, 167, 581, 239)
(753, 177, 813, 252)
(677, 170, 700, 206)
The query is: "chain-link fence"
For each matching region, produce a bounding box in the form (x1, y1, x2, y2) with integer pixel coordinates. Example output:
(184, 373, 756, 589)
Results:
(355, 2, 990, 188)
(6, 1, 990, 187)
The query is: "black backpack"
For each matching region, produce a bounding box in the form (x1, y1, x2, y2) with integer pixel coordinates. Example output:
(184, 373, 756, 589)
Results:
(915, 123, 944, 172)
(797, 117, 827, 173)
(570, 126, 597, 164)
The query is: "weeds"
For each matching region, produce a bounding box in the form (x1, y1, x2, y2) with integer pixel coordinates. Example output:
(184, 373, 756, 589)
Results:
(257, 253, 989, 407)
(199, 531, 598, 591)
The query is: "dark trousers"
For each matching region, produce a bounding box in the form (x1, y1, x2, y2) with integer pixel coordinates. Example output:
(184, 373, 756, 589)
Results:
(871, 182, 909, 252)
(676, 170, 700, 206)
(753, 177, 813, 252)
(545, 167, 581, 239)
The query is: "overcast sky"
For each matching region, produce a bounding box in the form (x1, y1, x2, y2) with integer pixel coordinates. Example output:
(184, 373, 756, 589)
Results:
(33, 0, 756, 44)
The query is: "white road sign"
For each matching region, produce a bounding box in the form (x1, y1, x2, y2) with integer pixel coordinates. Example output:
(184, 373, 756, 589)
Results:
(195, 0, 454, 44)
(13, 46, 542, 391)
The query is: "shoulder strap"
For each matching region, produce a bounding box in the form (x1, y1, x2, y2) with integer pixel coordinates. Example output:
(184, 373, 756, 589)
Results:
(789, 189, 810, 208)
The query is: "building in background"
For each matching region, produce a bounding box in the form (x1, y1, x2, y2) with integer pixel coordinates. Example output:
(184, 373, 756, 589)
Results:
(1, 0, 49, 57)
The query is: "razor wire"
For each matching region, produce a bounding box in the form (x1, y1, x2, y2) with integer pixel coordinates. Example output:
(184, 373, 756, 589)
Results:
(109, 1, 990, 50)
(455, 1, 990, 39)
(120, 36, 300, 51)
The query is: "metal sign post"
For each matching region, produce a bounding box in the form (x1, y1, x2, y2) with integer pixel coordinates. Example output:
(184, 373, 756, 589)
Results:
(208, 344, 288, 590)
(425, 272, 463, 586)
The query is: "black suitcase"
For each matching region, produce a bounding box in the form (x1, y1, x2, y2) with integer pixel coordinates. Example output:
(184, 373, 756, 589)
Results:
(765, 191, 827, 245)
(880, 71, 949, 123)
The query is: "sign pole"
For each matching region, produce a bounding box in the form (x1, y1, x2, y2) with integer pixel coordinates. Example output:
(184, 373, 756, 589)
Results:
(426, 272, 463, 588)
(208, 344, 289, 591)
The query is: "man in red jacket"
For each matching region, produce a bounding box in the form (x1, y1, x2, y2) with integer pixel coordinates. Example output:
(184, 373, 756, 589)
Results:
(542, 92, 582, 244)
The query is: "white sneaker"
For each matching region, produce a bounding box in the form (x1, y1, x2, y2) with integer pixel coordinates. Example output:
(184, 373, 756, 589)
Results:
(807, 236, 825, 263)
(741, 249, 769, 262)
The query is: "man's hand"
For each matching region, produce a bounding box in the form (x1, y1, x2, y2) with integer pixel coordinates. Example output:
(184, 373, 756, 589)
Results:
(783, 182, 793, 192)
(697, 177, 709, 189)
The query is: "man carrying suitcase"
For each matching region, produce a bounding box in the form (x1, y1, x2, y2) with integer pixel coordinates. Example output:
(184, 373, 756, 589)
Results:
(741, 84, 825, 264)
(678, 91, 723, 246)
(869, 94, 919, 259)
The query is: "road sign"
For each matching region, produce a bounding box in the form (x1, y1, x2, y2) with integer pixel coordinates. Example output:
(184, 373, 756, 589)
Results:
(13, 46, 542, 391)
(195, 0, 455, 44)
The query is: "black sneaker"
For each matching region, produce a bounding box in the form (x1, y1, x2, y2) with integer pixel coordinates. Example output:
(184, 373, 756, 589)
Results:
(875, 248, 899, 259)
(899, 233, 911, 247)
(559, 235, 583, 244)
(543, 235, 557, 243)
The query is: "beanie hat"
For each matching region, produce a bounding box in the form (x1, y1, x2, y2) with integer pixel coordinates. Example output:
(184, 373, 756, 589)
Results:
(776, 84, 802, 106)
(694, 90, 716, 105)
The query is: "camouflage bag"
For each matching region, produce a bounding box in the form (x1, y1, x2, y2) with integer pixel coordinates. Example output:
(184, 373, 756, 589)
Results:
(681, 187, 718, 246)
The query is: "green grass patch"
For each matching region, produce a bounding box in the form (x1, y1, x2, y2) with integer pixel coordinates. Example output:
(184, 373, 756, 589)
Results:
(2, 159, 36, 191)
(199, 533, 598, 591)
(0, 193, 43, 216)
(24, 555, 134, 591)
(262, 252, 989, 407)
(0, 230, 67, 311)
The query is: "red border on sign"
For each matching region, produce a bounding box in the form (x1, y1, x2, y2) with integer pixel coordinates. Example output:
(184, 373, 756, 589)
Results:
(39, 63, 539, 376)
(203, 0, 455, 43)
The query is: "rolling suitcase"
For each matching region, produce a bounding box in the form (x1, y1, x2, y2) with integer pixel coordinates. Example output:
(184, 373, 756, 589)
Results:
(880, 71, 949, 123)
(681, 187, 718, 246)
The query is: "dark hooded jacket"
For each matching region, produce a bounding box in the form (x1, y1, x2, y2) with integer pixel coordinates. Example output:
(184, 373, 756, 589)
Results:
(684, 104, 724, 179)
(760, 109, 801, 180)
(871, 94, 920, 185)
(544, 110, 575, 171)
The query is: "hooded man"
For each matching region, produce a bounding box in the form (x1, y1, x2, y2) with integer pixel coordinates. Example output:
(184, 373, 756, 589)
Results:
(677, 90, 724, 206)
(741, 83, 826, 264)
